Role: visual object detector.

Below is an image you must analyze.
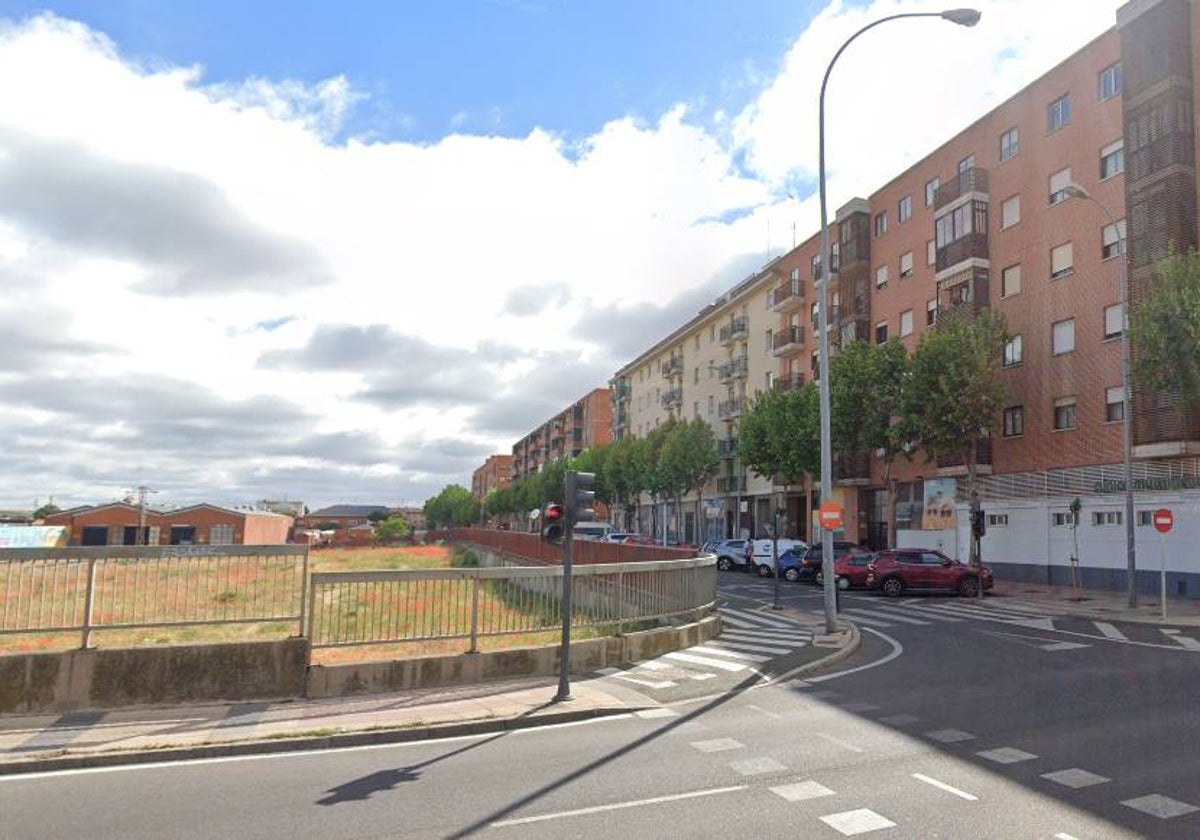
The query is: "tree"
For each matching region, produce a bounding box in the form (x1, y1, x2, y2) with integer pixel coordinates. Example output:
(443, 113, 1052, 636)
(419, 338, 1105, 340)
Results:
(829, 339, 913, 546)
(367, 509, 389, 524)
(905, 311, 1009, 497)
(738, 384, 821, 489)
(423, 484, 480, 529)
(374, 516, 411, 543)
(659, 417, 719, 544)
(33, 503, 61, 520)
(1129, 247, 1200, 406)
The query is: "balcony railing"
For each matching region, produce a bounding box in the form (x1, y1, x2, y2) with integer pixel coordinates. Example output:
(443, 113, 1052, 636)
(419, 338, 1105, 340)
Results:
(937, 269, 990, 324)
(834, 451, 871, 484)
(719, 317, 749, 345)
(716, 476, 747, 494)
(661, 357, 684, 379)
(613, 381, 631, 400)
(935, 232, 989, 273)
(772, 325, 805, 356)
(772, 372, 806, 392)
(717, 437, 739, 457)
(936, 437, 994, 474)
(718, 397, 745, 420)
(933, 166, 989, 211)
(770, 279, 805, 312)
(718, 355, 749, 381)
(660, 387, 683, 409)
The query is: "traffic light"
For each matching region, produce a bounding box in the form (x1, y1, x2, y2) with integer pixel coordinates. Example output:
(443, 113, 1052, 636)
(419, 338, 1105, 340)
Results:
(565, 471, 596, 524)
(541, 503, 565, 544)
(971, 508, 986, 540)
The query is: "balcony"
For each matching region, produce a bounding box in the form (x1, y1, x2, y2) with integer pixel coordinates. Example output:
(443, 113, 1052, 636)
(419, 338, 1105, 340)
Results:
(718, 397, 745, 420)
(770, 279, 805, 313)
(773, 372, 806, 392)
(836, 317, 870, 347)
(717, 437, 739, 457)
(661, 357, 684, 379)
(660, 387, 683, 410)
(935, 232, 989, 273)
(719, 316, 749, 346)
(772, 325, 805, 357)
(936, 268, 989, 324)
(718, 355, 749, 382)
(936, 437, 994, 476)
(717, 475, 747, 494)
(933, 166, 989, 211)
(834, 451, 872, 485)
(613, 381, 631, 400)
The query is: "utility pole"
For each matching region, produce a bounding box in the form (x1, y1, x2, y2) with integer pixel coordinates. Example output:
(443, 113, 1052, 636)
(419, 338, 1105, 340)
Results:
(136, 485, 157, 546)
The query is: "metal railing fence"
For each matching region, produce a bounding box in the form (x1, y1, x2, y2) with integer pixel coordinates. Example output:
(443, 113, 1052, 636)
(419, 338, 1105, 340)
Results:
(307, 555, 716, 652)
(0, 545, 308, 648)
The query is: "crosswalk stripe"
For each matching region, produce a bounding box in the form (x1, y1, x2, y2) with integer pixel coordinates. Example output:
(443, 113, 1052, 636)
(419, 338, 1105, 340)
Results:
(707, 639, 795, 656)
(1161, 629, 1200, 650)
(665, 651, 749, 672)
(840, 608, 931, 626)
(597, 668, 677, 689)
(1093, 621, 1128, 640)
(692, 645, 771, 663)
(863, 604, 963, 623)
(719, 614, 763, 629)
(833, 612, 894, 627)
(720, 607, 809, 630)
(906, 600, 1047, 620)
(720, 629, 811, 643)
(917, 602, 1042, 623)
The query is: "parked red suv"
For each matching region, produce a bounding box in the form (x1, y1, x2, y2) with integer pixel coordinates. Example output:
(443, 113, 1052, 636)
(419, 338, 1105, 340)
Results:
(864, 549, 993, 597)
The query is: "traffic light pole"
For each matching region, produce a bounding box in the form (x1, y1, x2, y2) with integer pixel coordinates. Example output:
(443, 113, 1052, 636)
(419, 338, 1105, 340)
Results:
(555, 526, 574, 702)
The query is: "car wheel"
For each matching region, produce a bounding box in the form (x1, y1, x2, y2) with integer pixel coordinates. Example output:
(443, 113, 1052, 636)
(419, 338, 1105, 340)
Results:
(716, 557, 732, 571)
(814, 570, 824, 586)
(784, 567, 800, 582)
(881, 577, 904, 598)
(837, 576, 851, 591)
(958, 576, 980, 598)
(756, 563, 772, 578)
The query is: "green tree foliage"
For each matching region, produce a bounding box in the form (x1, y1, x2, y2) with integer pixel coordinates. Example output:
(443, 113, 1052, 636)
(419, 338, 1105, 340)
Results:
(422, 484, 480, 529)
(660, 417, 720, 541)
(367, 509, 389, 523)
(33, 503, 61, 520)
(374, 516, 411, 543)
(904, 312, 1009, 493)
(737, 384, 821, 487)
(1129, 247, 1200, 406)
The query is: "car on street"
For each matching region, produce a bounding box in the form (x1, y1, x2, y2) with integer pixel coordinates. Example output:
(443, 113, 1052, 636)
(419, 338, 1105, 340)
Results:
(746, 538, 806, 576)
(814, 551, 876, 590)
(864, 548, 994, 597)
(599, 532, 638, 543)
(786, 541, 861, 584)
(710, 538, 750, 571)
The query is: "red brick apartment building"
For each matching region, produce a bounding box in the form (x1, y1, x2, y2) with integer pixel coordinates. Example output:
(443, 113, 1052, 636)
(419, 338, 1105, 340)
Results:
(45, 503, 292, 546)
(511, 388, 613, 482)
(471, 454, 513, 500)
(613, 0, 1200, 594)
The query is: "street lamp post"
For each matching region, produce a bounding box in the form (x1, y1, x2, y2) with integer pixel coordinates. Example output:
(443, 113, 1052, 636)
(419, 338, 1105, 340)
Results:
(816, 8, 980, 634)
(1064, 183, 1137, 607)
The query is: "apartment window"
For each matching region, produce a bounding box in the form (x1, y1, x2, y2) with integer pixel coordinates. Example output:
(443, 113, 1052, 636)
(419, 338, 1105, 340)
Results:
(1098, 62, 1123, 101)
(875, 321, 888, 344)
(1000, 127, 1019, 162)
(1001, 195, 1020, 229)
(987, 514, 1009, 527)
(899, 195, 912, 223)
(925, 176, 940, 207)
(210, 524, 234, 545)
(900, 309, 913, 337)
(764, 372, 773, 391)
(1051, 242, 1074, 280)
(694, 334, 700, 349)
(693, 401, 700, 418)
(1049, 167, 1072, 205)
(1100, 140, 1125, 179)
(1054, 396, 1077, 430)
(876, 265, 888, 288)
(790, 267, 800, 281)
(811, 301, 819, 326)
(709, 325, 715, 342)
(926, 298, 938, 326)
(1003, 405, 1024, 438)
(1001, 264, 1021, 298)
(874, 211, 888, 236)
(811, 254, 822, 278)
(1003, 334, 1023, 367)
(1137, 510, 1154, 527)
(1093, 511, 1123, 526)
(1047, 93, 1070, 133)
(900, 251, 914, 278)
(958, 154, 976, 173)
(1052, 511, 1077, 527)
(927, 239, 936, 266)
(1102, 220, 1126, 259)
(1052, 319, 1075, 355)
(1104, 303, 1124, 339)
(1106, 386, 1125, 422)
(811, 350, 820, 379)
(708, 395, 714, 415)
(764, 329, 773, 353)
(831, 242, 840, 272)
(694, 367, 700, 384)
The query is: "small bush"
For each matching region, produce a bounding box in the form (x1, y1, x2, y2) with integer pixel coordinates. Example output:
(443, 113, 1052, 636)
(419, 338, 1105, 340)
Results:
(451, 547, 480, 568)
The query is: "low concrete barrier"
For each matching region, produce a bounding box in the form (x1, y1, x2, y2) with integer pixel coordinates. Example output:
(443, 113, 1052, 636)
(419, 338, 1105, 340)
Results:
(0, 639, 308, 714)
(307, 614, 721, 699)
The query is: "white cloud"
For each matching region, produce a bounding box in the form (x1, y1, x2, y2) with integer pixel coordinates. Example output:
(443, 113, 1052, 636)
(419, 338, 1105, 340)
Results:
(0, 2, 1126, 507)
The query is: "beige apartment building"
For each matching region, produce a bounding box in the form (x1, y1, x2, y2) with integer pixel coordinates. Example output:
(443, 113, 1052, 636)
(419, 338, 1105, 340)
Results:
(613, 0, 1200, 596)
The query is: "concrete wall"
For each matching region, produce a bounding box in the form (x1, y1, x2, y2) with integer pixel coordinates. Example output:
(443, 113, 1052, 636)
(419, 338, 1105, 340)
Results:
(308, 614, 721, 699)
(0, 639, 308, 715)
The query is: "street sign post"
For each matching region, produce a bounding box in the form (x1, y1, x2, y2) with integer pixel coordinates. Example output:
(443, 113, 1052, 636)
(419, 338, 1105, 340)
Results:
(1154, 508, 1173, 621)
(818, 502, 843, 532)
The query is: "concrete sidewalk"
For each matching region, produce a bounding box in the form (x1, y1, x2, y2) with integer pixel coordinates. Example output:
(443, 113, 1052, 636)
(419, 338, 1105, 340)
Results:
(990, 579, 1200, 626)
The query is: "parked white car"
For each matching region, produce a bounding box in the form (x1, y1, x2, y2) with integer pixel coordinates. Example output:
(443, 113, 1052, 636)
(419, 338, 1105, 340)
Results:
(746, 538, 807, 576)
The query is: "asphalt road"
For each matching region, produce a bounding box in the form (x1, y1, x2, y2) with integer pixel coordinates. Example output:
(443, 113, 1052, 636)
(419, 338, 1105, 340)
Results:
(4, 573, 1200, 839)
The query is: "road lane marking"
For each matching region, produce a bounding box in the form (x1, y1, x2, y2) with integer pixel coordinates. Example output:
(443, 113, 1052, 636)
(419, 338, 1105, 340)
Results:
(820, 808, 897, 835)
(1093, 621, 1128, 641)
(692, 645, 771, 663)
(1121, 794, 1200, 819)
(490, 785, 748, 827)
(840, 608, 929, 626)
(689, 738, 744, 753)
(771, 779, 835, 802)
(925, 729, 975, 743)
(1161, 629, 1200, 650)
(635, 708, 678, 719)
(729, 757, 787, 776)
(716, 614, 762, 629)
(707, 637, 797, 655)
(721, 607, 810, 630)
(720, 629, 811, 644)
(1040, 641, 1090, 652)
(863, 604, 963, 623)
(802, 628, 903, 684)
(1041, 768, 1110, 788)
(831, 611, 895, 627)
(912, 773, 978, 801)
(665, 651, 748, 672)
(976, 747, 1038, 764)
(815, 732, 863, 753)
(597, 667, 677, 689)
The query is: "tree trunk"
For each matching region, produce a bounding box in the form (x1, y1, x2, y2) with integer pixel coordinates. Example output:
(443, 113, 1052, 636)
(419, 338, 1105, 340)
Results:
(695, 488, 703, 545)
(882, 459, 896, 550)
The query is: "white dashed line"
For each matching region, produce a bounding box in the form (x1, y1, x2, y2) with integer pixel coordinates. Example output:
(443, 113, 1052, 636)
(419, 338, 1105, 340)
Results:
(771, 779, 835, 802)
(912, 773, 978, 801)
(976, 747, 1038, 764)
(1093, 621, 1128, 641)
(489, 785, 748, 827)
(1161, 629, 1200, 651)
(819, 808, 897, 835)
(689, 738, 744, 753)
(729, 757, 787, 776)
(1041, 768, 1110, 789)
(925, 729, 975, 743)
(1121, 794, 1200, 819)
(1040, 641, 1090, 652)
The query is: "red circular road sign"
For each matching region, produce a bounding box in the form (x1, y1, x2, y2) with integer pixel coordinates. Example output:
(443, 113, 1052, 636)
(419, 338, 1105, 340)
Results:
(1153, 508, 1174, 534)
(818, 502, 844, 531)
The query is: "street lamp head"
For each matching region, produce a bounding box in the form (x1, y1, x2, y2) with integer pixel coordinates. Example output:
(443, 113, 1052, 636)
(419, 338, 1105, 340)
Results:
(1063, 183, 1091, 201)
(941, 8, 982, 26)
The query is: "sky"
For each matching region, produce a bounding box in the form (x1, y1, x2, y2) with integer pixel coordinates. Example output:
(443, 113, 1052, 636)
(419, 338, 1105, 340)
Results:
(0, 0, 1125, 511)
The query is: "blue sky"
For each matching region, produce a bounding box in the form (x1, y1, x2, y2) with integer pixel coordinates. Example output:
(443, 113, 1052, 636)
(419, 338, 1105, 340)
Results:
(1, 0, 825, 143)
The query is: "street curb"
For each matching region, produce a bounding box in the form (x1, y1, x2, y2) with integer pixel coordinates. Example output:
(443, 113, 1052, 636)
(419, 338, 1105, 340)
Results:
(756, 620, 861, 688)
(0, 705, 639, 777)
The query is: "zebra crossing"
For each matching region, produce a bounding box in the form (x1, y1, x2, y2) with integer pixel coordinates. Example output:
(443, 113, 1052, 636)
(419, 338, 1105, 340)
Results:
(597, 605, 815, 691)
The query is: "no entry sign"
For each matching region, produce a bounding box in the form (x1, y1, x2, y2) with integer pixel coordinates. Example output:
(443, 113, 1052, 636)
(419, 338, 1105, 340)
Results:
(1153, 508, 1174, 534)
(819, 502, 844, 531)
